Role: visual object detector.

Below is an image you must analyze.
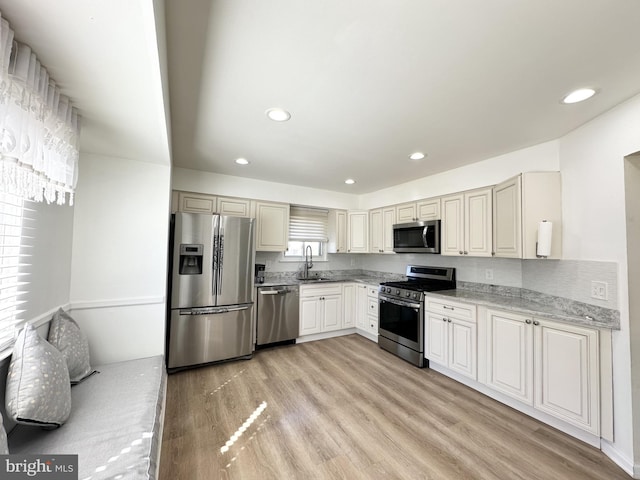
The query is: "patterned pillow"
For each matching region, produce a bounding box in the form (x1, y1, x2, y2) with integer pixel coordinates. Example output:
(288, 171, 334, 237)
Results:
(0, 412, 7, 454)
(48, 308, 96, 384)
(5, 324, 71, 427)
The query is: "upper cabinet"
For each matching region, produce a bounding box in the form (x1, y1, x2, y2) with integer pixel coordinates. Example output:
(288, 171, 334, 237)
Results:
(327, 210, 348, 253)
(441, 187, 493, 257)
(347, 210, 369, 253)
(369, 207, 395, 254)
(255, 201, 290, 252)
(395, 198, 441, 223)
(177, 191, 217, 214)
(217, 197, 252, 217)
(493, 172, 562, 259)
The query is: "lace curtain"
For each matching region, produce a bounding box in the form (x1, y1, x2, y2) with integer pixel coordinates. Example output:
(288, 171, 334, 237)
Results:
(0, 11, 79, 206)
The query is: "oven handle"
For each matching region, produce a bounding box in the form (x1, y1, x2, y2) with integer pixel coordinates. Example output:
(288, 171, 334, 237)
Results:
(379, 295, 421, 310)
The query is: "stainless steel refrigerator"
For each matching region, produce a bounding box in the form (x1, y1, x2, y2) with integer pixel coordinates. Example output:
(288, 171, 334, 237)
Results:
(166, 212, 255, 371)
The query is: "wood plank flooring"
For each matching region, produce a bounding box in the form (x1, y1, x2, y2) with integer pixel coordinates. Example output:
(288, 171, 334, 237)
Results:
(159, 335, 629, 480)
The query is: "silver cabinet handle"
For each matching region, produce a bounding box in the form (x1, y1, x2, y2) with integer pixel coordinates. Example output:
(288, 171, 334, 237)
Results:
(525, 319, 532, 324)
(464, 251, 468, 255)
(442, 318, 447, 322)
(443, 306, 454, 310)
(447, 318, 452, 323)
(459, 250, 463, 255)
(533, 320, 540, 326)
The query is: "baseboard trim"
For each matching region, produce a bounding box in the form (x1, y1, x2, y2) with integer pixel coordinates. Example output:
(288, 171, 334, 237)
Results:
(600, 441, 636, 478)
(70, 296, 165, 311)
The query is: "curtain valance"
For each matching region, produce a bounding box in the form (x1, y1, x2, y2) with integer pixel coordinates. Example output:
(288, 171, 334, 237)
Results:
(0, 11, 80, 205)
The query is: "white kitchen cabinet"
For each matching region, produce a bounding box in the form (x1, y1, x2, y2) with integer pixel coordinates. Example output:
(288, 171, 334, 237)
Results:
(482, 307, 600, 435)
(177, 191, 217, 214)
(441, 187, 492, 257)
(255, 201, 290, 252)
(493, 172, 562, 259)
(327, 209, 348, 253)
(425, 297, 477, 379)
(216, 196, 251, 217)
(369, 207, 395, 253)
(347, 210, 369, 253)
(484, 308, 534, 405)
(299, 284, 343, 335)
(355, 284, 368, 330)
(342, 283, 357, 328)
(534, 319, 599, 435)
(395, 198, 441, 223)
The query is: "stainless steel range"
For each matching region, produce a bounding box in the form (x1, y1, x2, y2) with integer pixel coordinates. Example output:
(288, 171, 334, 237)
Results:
(378, 265, 456, 367)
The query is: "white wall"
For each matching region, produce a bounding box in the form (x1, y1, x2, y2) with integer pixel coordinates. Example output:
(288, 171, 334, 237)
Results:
(173, 167, 360, 210)
(21, 200, 74, 321)
(359, 140, 560, 209)
(69, 153, 171, 364)
(558, 93, 640, 475)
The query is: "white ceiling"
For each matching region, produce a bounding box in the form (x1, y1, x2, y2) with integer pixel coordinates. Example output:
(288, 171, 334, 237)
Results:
(2, 1, 640, 194)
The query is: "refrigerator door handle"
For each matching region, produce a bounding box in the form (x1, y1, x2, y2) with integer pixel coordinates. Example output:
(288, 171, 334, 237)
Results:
(179, 304, 251, 316)
(218, 228, 224, 296)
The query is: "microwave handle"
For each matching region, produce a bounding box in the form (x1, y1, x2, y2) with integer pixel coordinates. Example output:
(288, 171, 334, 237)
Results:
(422, 226, 429, 247)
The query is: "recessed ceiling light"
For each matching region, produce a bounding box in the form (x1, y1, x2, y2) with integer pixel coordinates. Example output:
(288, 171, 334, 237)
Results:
(409, 152, 425, 160)
(561, 88, 597, 104)
(265, 108, 291, 122)
(345, 179, 356, 185)
(235, 158, 249, 165)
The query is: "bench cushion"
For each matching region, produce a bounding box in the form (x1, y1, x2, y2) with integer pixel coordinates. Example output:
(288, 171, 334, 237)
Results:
(8, 355, 166, 480)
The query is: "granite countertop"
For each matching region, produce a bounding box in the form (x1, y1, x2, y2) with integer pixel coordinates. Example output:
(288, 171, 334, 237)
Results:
(425, 288, 620, 330)
(259, 274, 388, 288)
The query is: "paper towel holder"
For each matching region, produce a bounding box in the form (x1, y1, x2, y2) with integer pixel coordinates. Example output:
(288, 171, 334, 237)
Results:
(536, 220, 552, 258)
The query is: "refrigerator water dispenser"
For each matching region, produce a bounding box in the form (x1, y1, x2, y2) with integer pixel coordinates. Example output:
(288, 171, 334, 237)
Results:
(179, 244, 203, 275)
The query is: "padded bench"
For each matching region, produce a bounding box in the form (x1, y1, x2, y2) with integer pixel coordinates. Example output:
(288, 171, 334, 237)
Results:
(8, 355, 167, 480)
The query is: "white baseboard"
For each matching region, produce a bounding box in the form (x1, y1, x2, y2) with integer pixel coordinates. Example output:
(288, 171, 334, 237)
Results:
(600, 441, 636, 478)
(296, 328, 356, 344)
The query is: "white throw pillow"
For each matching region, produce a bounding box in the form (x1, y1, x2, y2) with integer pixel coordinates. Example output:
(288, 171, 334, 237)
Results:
(48, 308, 96, 384)
(5, 324, 71, 427)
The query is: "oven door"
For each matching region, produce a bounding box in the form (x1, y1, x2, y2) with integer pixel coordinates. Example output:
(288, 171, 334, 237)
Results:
(378, 295, 423, 353)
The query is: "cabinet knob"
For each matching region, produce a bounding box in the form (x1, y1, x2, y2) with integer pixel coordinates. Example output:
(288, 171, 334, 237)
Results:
(533, 320, 540, 326)
(442, 318, 447, 322)
(525, 319, 532, 324)
(459, 250, 464, 255)
(491, 252, 495, 256)
(463, 251, 468, 255)
(447, 318, 452, 323)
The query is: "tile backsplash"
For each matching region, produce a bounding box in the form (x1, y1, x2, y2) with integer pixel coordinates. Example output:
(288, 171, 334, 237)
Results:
(255, 251, 618, 310)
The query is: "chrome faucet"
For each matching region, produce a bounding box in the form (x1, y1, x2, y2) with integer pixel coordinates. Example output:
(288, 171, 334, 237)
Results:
(304, 245, 313, 278)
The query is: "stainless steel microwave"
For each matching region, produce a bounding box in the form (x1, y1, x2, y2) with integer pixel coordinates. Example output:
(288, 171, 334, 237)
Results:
(392, 220, 441, 253)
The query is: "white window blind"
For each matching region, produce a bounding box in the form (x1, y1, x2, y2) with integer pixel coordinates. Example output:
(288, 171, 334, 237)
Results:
(289, 206, 329, 242)
(0, 193, 30, 351)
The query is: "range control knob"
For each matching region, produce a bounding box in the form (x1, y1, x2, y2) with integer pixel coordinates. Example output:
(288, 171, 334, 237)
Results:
(386, 287, 392, 293)
(405, 292, 410, 298)
(412, 293, 418, 299)
(395, 290, 400, 295)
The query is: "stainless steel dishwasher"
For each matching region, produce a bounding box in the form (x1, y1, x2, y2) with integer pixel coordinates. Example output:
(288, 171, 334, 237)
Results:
(256, 285, 299, 347)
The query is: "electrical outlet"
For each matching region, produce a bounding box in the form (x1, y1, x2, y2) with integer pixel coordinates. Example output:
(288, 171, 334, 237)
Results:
(591, 281, 608, 300)
(485, 269, 494, 280)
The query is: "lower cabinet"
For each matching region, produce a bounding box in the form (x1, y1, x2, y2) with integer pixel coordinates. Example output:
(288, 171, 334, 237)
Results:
(299, 284, 343, 335)
(425, 298, 477, 380)
(482, 307, 600, 436)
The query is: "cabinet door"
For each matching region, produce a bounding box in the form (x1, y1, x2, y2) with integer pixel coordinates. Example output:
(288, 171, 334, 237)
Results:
(417, 199, 440, 220)
(300, 297, 322, 335)
(485, 309, 533, 405)
(396, 203, 416, 223)
(382, 207, 396, 253)
(465, 188, 493, 257)
(441, 194, 464, 256)
(356, 285, 368, 329)
(178, 191, 216, 214)
(328, 210, 348, 253)
(348, 211, 369, 253)
(217, 197, 251, 217)
(534, 320, 599, 435)
(493, 176, 522, 258)
(369, 209, 383, 253)
(425, 312, 448, 366)
(255, 202, 290, 252)
(322, 294, 343, 331)
(342, 284, 357, 328)
(448, 318, 477, 379)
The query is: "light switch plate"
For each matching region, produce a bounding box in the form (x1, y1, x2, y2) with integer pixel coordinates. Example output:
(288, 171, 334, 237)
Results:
(591, 281, 608, 300)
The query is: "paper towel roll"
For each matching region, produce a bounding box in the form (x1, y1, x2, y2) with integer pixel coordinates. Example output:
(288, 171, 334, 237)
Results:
(536, 221, 553, 258)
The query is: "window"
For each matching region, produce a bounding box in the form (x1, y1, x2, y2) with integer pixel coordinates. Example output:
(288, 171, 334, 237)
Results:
(0, 193, 29, 351)
(283, 206, 328, 261)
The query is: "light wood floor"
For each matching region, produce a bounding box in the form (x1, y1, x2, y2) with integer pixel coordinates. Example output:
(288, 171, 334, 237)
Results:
(159, 334, 629, 480)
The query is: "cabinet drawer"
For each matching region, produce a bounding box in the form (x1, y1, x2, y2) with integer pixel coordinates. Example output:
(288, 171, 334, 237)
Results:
(368, 315, 378, 332)
(367, 286, 379, 297)
(368, 298, 379, 315)
(426, 298, 476, 321)
(300, 284, 343, 298)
